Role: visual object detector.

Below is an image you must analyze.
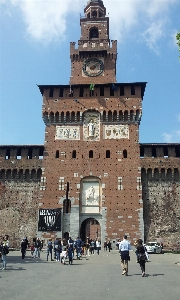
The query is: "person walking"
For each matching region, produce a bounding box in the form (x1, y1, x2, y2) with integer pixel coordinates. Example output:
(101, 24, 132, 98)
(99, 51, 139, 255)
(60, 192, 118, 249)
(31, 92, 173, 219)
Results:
(34, 238, 41, 258)
(107, 240, 111, 252)
(21, 238, 27, 259)
(95, 238, 100, 255)
(47, 238, 53, 261)
(90, 239, 95, 255)
(85, 238, 90, 257)
(119, 235, 131, 276)
(104, 240, 107, 251)
(136, 239, 147, 277)
(0, 235, 9, 270)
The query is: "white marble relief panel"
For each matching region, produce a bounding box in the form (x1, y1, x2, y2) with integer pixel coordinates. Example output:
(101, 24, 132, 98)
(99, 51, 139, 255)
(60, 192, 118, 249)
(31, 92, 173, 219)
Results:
(81, 181, 100, 214)
(55, 126, 80, 140)
(103, 125, 129, 139)
(83, 112, 100, 141)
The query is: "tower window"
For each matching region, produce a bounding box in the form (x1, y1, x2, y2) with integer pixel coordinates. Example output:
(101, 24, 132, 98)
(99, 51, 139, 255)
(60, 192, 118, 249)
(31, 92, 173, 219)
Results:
(90, 27, 99, 39)
(49, 88, 54, 97)
(55, 150, 59, 158)
(131, 85, 135, 95)
(89, 150, 93, 158)
(120, 86, 124, 96)
(106, 150, 110, 158)
(123, 150, 127, 158)
(72, 150, 76, 159)
(100, 86, 104, 96)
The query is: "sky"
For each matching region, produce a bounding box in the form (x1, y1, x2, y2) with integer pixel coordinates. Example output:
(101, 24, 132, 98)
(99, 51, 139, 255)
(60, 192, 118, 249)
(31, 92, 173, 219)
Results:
(0, 0, 180, 145)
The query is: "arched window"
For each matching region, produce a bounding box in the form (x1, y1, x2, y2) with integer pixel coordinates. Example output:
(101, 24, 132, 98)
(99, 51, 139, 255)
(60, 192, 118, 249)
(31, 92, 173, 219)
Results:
(0, 169, 5, 180)
(61, 112, 64, 123)
(161, 168, 166, 180)
(130, 110, 134, 121)
(174, 168, 179, 180)
(55, 112, 59, 123)
(49, 112, 54, 123)
(12, 169, 18, 181)
(19, 169, 24, 181)
(108, 110, 112, 122)
(154, 168, 159, 180)
(6, 169, 11, 180)
(119, 110, 123, 121)
(89, 150, 93, 158)
(37, 168, 42, 180)
(147, 168, 152, 180)
(113, 110, 117, 121)
(66, 111, 70, 123)
(123, 150, 127, 158)
(25, 169, 30, 181)
(124, 110, 128, 121)
(90, 27, 99, 39)
(103, 111, 106, 121)
(71, 111, 75, 122)
(167, 168, 172, 180)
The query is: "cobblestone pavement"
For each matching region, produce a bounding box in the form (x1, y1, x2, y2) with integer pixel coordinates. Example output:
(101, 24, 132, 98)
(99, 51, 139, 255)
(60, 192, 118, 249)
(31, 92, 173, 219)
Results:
(0, 250, 180, 300)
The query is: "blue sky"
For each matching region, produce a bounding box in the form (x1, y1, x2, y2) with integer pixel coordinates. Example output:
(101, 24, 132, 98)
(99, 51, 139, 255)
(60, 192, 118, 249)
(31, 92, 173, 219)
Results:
(0, 0, 180, 145)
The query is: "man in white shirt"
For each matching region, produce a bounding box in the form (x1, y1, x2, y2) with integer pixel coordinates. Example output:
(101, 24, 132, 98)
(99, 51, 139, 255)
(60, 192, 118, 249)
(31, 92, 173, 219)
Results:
(119, 235, 131, 276)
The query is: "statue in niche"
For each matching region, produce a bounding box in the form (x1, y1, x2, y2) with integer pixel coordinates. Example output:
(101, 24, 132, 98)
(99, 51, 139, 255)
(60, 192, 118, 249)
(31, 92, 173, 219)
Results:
(88, 119, 95, 137)
(86, 186, 98, 204)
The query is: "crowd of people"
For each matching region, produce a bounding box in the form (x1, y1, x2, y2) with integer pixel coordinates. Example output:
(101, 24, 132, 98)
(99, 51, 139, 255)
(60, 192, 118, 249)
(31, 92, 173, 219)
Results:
(1, 234, 149, 277)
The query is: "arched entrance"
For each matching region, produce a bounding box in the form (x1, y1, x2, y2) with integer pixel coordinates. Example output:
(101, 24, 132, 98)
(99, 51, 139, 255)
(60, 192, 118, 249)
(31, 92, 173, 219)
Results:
(80, 218, 101, 242)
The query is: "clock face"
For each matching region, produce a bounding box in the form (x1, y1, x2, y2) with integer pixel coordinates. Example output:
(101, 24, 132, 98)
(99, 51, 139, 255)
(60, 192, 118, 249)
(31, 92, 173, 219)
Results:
(82, 58, 104, 77)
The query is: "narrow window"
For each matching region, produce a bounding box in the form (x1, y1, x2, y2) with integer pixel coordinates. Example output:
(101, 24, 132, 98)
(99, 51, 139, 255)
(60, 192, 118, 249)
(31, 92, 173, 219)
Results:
(49, 88, 54, 97)
(131, 85, 135, 95)
(56, 150, 59, 158)
(120, 86, 124, 96)
(123, 150, 127, 158)
(100, 86, 104, 96)
(59, 87, 64, 97)
(72, 150, 76, 159)
(89, 150, 93, 158)
(79, 87, 84, 97)
(106, 150, 110, 158)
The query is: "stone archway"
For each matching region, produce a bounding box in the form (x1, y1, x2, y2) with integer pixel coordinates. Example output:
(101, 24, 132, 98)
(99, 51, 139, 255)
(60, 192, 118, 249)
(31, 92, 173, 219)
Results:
(80, 218, 101, 242)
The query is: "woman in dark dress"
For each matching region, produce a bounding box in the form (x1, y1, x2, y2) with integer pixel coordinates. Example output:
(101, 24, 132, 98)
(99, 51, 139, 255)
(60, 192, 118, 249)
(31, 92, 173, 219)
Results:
(136, 239, 147, 277)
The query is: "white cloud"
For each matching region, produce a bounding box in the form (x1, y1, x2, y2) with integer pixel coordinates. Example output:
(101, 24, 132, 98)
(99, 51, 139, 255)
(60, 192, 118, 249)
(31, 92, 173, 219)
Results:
(162, 133, 173, 143)
(162, 130, 180, 142)
(1, 0, 179, 49)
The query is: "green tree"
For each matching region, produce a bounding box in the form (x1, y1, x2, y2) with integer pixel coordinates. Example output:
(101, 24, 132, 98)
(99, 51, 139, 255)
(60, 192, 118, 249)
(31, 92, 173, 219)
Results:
(176, 32, 180, 57)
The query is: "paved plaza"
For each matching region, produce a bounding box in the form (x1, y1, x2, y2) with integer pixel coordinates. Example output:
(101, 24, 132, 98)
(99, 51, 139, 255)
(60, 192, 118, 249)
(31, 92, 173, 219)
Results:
(0, 249, 180, 300)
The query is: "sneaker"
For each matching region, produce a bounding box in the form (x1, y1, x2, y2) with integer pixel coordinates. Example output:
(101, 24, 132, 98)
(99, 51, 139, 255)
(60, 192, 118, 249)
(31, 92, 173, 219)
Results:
(142, 272, 145, 277)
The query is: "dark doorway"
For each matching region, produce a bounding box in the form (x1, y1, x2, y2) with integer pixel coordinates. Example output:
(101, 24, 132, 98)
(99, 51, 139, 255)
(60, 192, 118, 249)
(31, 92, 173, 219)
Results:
(80, 218, 100, 242)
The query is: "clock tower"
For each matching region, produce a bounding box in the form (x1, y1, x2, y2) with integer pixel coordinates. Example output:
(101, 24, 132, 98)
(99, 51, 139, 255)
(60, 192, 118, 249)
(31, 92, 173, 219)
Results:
(38, 0, 146, 245)
(70, 0, 117, 84)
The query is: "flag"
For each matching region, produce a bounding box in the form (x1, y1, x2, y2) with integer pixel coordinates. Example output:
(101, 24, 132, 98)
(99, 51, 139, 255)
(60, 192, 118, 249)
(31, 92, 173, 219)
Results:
(90, 84, 95, 91)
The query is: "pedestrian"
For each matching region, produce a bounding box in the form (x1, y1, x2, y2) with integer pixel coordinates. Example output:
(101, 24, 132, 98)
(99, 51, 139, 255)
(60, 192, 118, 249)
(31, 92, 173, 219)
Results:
(0, 235, 9, 270)
(95, 238, 100, 255)
(21, 238, 27, 259)
(107, 240, 111, 252)
(90, 239, 95, 255)
(47, 238, 53, 261)
(104, 240, 107, 251)
(67, 245, 73, 265)
(75, 237, 82, 259)
(85, 238, 90, 257)
(136, 239, 147, 277)
(34, 238, 41, 258)
(55, 238, 62, 261)
(30, 243, 35, 257)
(119, 235, 131, 276)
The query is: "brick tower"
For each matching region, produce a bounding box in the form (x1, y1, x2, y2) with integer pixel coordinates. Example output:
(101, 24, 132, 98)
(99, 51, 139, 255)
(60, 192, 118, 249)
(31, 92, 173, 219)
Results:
(38, 0, 146, 245)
